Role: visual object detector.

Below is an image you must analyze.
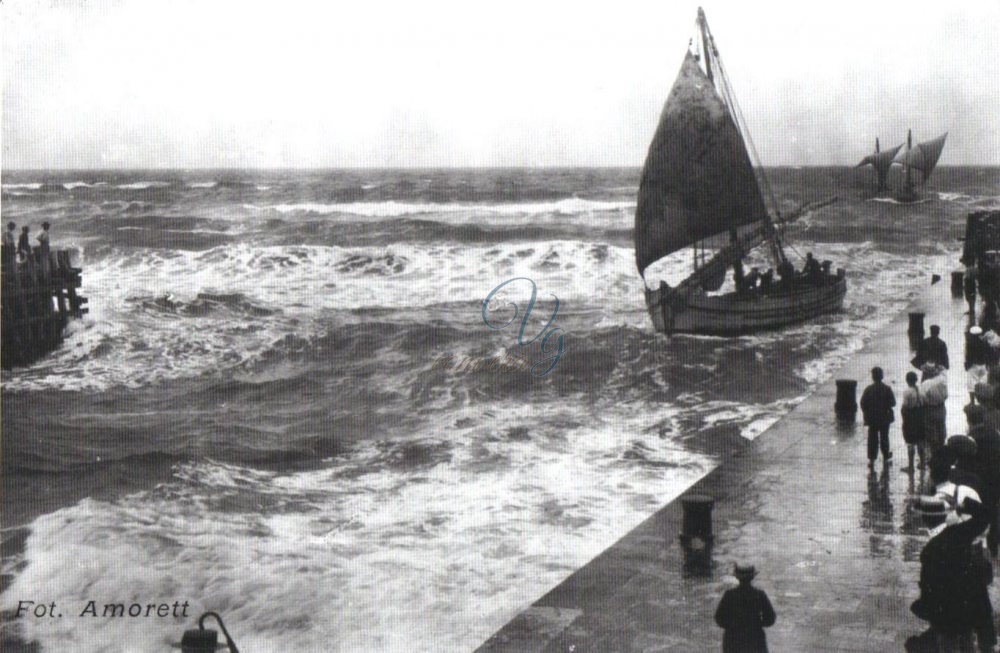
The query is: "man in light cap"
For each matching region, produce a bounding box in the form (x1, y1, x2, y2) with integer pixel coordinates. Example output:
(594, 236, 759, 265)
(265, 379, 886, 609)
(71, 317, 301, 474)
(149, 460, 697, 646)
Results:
(715, 563, 776, 653)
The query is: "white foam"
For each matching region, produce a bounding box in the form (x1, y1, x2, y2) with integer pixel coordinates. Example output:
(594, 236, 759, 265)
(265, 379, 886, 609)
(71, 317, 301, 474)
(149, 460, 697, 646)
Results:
(187, 181, 218, 188)
(245, 198, 635, 219)
(1, 403, 711, 652)
(115, 181, 172, 189)
(2, 183, 42, 190)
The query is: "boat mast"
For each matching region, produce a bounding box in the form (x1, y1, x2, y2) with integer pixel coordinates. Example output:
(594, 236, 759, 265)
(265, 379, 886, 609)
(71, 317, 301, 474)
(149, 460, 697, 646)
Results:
(697, 8, 787, 268)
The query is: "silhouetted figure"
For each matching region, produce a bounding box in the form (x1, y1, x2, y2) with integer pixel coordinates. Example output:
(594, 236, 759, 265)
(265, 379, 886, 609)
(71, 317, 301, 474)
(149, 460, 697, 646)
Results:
(915, 325, 950, 372)
(910, 494, 993, 653)
(919, 364, 949, 458)
(901, 371, 926, 473)
(966, 404, 1000, 557)
(16, 225, 30, 262)
(802, 252, 822, 285)
(715, 564, 776, 653)
(1, 221, 15, 263)
(967, 326, 998, 405)
(861, 366, 896, 467)
(776, 259, 795, 291)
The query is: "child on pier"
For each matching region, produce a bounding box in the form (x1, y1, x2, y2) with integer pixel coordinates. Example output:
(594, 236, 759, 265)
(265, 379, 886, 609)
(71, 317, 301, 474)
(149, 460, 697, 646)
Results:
(714, 563, 776, 653)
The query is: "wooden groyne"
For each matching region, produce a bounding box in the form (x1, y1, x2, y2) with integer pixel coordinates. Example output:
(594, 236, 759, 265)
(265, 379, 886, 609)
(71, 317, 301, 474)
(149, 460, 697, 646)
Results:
(1, 247, 87, 369)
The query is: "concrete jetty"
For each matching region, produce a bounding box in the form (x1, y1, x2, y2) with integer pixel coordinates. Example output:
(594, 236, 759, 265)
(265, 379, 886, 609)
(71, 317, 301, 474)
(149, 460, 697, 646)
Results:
(479, 275, 988, 652)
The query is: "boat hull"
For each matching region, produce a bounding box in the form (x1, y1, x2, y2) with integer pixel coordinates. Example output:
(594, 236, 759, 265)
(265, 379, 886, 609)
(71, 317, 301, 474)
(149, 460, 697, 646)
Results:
(645, 277, 847, 336)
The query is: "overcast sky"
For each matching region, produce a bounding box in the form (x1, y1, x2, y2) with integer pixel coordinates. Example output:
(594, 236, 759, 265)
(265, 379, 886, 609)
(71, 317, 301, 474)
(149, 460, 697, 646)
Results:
(3, 0, 998, 168)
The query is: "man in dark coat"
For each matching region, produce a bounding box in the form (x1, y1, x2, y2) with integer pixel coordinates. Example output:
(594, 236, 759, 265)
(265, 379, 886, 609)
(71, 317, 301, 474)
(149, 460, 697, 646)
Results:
(967, 404, 1000, 557)
(715, 564, 776, 653)
(912, 495, 994, 652)
(860, 366, 896, 466)
(916, 325, 951, 371)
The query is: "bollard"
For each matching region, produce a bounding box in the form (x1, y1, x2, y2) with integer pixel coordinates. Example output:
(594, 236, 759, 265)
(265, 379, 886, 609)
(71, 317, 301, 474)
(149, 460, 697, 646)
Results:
(834, 379, 858, 420)
(952, 270, 965, 296)
(679, 493, 714, 546)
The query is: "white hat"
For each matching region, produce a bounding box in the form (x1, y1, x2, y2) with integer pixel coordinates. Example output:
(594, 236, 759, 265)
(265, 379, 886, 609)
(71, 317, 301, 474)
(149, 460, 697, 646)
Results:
(971, 326, 984, 335)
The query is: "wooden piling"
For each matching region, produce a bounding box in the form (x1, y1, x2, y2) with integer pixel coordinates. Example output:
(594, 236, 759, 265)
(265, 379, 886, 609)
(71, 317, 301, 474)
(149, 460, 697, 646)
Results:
(1, 245, 88, 369)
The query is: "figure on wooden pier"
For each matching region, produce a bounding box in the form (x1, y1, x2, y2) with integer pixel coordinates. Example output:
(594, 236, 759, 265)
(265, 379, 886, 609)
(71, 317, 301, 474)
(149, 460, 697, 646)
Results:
(17, 225, 31, 261)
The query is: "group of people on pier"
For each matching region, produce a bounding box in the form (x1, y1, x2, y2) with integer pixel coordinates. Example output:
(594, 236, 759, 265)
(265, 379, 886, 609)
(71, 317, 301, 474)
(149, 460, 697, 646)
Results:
(1, 220, 51, 266)
(857, 310, 1000, 651)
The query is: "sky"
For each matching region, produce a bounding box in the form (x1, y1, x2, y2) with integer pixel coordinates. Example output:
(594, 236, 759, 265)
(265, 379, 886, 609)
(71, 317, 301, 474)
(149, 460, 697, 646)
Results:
(2, 0, 999, 169)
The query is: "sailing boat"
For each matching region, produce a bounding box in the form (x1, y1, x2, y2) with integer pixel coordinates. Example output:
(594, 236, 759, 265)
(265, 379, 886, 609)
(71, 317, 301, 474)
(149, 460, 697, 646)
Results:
(636, 8, 846, 336)
(856, 137, 903, 195)
(892, 129, 948, 202)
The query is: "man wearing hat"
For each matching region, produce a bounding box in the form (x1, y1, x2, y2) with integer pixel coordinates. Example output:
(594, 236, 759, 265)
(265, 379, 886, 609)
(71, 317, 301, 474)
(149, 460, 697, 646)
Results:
(911, 494, 994, 652)
(920, 364, 949, 458)
(714, 563, 776, 653)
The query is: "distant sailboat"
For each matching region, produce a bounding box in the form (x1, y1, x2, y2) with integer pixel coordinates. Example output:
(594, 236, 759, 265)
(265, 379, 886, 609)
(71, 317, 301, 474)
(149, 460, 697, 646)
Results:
(856, 137, 903, 194)
(892, 129, 948, 202)
(636, 8, 845, 336)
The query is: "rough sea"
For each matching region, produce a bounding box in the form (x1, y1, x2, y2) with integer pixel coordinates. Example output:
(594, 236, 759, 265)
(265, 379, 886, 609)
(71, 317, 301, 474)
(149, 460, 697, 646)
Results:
(2, 166, 999, 651)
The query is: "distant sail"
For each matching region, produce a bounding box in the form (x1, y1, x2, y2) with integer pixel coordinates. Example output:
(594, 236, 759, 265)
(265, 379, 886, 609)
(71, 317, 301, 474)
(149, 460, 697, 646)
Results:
(856, 142, 903, 189)
(893, 132, 948, 181)
(634, 52, 768, 274)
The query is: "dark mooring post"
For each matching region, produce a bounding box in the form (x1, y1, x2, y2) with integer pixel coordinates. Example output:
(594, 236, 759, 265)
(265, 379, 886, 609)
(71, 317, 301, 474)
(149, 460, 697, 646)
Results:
(834, 380, 858, 421)
(952, 270, 965, 297)
(908, 311, 926, 351)
(679, 494, 714, 547)
(679, 493, 714, 576)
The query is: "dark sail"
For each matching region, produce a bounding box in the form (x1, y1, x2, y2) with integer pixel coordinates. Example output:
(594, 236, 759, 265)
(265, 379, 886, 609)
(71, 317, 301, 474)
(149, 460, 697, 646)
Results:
(894, 132, 948, 181)
(856, 142, 903, 190)
(634, 52, 769, 274)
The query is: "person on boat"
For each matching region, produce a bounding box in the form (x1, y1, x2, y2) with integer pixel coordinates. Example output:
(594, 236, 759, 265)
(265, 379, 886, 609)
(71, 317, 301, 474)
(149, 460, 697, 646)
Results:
(901, 371, 926, 473)
(714, 563, 776, 653)
(16, 225, 31, 262)
(759, 269, 774, 294)
(776, 259, 795, 291)
(802, 252, 822, 285)
(741, 267, 761, 294)
(860, 366, 896, 467)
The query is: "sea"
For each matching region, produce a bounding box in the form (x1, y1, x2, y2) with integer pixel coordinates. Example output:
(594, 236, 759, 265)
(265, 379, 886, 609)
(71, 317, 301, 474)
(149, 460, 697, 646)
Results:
(1, 166, 999, 651)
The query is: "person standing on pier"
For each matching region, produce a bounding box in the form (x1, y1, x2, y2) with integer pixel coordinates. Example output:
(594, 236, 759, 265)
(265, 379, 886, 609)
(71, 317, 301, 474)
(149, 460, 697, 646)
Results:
(965, 404, 1000, 557)
(714, 564, 776, 653)
(910, 493, 994, 653)
(17, 225, 31, 261)
(966, 326, 997, 405)
(2, 222, 15, 262)
(861, 366, 896, 467)
(920, 364, 949, 459)
(901, 371, 927, 473)
(37, 221, 51, 274)
(916, 325, 950, 374)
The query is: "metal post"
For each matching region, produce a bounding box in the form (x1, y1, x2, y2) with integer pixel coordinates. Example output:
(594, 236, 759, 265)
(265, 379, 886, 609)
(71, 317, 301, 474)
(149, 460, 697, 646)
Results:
(835, 380, 858, 421)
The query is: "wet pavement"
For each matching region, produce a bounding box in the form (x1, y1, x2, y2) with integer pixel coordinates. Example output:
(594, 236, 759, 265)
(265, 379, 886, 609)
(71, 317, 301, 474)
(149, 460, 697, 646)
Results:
(478, 276, 996, 652)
